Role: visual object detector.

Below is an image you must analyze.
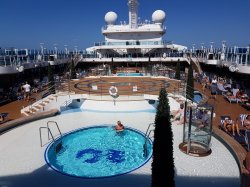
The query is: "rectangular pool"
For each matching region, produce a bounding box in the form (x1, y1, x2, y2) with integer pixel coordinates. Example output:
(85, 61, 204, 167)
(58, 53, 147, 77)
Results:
(117, 73, 143, 76)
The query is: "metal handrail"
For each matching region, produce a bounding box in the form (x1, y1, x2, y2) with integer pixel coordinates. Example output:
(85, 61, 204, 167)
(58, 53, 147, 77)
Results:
(143, 123, 155, 157)
(39, 121, 62, 147)
(47, 121, 62, 140)
(145, 123, 155, 138)
(39, 127, 56, 147)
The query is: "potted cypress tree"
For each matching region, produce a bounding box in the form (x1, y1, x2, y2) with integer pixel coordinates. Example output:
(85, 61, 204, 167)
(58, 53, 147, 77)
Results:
(151, 88, 175, 187)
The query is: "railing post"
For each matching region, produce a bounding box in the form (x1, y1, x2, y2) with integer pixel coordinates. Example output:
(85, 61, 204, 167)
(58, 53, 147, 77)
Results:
(187, 108, 193, 154)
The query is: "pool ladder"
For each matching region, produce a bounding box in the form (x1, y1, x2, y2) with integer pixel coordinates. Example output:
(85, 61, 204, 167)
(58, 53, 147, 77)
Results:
(39, 121, 63, 153)
(143, 123, 155, 157)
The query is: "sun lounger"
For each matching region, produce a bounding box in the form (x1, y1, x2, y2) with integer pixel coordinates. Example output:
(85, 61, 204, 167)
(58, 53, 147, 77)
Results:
(222, 90, 239, 103)
(234, 132, 247, 145)
(245, 130, 250, 151)
(0, 112, 8, 123)
(241, 102, 250, 110)
(220, 115, 246, 145)
(240, 114, 250, 126)
(217, 83, 228, 95)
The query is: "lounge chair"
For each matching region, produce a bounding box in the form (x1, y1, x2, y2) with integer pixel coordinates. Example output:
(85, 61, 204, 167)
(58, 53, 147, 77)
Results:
(220, 115, 246, 145)
(241, 102, 250, 110)
(0, 112, 8, 123)
(240, 114, 250, 126)
(234, 133, 247, 146)
(217, 83, 228, 95)
(245, 130, 250, 151)
(223, 88, 239, 103)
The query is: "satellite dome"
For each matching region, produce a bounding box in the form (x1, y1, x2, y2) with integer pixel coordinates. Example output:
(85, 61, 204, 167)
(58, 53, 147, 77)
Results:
(104, 11, 118, 25)
(152, 10, 166, 23)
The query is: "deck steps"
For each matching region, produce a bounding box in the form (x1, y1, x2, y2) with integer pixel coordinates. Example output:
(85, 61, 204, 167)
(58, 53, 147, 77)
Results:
(34, 105, 42, 110)
(21, 95, 57, 116)
(22, 110, 32, 117)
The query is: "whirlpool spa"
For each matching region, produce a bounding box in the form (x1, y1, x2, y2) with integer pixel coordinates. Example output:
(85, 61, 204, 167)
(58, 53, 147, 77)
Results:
(45, 126, 152, 178)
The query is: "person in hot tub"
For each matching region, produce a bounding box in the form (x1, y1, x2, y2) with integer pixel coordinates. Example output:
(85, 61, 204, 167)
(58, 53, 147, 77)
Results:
(115, 121, 124, 132)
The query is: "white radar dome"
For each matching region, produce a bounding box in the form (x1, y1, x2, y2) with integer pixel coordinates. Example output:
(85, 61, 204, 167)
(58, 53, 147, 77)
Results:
(152, 10, 166, 23)
(104, 11, 118, 25)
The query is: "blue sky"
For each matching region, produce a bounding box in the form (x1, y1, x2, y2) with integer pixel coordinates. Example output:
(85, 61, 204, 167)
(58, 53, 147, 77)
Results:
(0, 0, 249, 50)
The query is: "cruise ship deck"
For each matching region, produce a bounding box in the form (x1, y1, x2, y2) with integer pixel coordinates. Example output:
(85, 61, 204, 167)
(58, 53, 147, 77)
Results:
(0, 76, 249, 187)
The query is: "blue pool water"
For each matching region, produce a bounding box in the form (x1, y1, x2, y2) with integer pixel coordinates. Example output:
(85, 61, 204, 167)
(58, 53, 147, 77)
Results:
(117, 72, 143, 76)
(194, 92, 203, 103)
(45, 126, 152, 178)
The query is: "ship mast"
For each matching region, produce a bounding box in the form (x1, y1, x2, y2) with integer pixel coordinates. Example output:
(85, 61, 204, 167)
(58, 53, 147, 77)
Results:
(128, 0, 139, 29)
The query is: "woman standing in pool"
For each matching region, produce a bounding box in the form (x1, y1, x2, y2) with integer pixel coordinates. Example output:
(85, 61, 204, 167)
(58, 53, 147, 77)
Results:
(115, 121, 125, 132)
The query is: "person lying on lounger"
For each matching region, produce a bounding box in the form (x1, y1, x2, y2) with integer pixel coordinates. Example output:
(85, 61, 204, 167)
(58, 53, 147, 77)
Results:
(171, 103, 185, 125)
(223, 118, 240, 136)
(243, 115, 250, 130)
(236, 90, 249, 103)
(0, 113, 6, 123)
(0, 115, 4, 122)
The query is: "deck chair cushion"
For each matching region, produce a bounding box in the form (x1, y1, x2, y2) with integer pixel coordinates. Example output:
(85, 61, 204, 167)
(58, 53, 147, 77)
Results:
(245, 152, 250, 172)
(0, 113, 8, 118)
(240, 114, 249, 126)
(223, 89, 239, 103)
(245, 130, 250, 151)
(234, 133, 246, 145)
(0, 113, 8, 123)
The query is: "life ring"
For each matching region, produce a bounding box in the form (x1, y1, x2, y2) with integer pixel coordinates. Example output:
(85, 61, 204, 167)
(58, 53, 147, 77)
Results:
(109, 86, 118, 96)
(229, 65, 236, 72)
(163, 53, 167, 59)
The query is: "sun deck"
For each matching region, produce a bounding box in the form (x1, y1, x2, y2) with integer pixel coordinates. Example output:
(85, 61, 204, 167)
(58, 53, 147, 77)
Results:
(0, 96, 241, 187)
(0, 76, 250, 186)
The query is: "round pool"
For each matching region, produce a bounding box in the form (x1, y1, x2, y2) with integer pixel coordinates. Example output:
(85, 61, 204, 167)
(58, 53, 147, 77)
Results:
(45, 126, 152, 178)
(194, 91, 203, 103)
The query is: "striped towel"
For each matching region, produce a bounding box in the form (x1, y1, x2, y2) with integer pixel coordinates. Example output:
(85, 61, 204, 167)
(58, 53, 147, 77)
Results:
(240, 114, 249, 126)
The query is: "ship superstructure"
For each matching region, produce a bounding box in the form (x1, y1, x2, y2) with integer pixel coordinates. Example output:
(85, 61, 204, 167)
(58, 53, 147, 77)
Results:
(86, 0, 186, 58)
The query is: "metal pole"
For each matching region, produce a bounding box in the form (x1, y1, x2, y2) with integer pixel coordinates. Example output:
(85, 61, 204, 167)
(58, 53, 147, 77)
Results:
(182, 101, 188, 143)
(187, 108, 193, 154)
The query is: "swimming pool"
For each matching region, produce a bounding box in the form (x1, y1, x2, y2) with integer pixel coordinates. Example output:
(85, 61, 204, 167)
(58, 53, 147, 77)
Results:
(117, 73, 143, 76)
(45, 126, 152, 178)
(194, 91, 203, 103)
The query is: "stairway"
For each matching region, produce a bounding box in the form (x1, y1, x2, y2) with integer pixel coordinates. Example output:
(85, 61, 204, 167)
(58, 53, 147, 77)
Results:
(21, 95, 57, 116)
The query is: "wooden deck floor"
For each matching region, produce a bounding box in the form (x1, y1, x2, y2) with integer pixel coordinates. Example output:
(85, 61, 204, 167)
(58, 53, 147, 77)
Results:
(0, 77, 249, 186)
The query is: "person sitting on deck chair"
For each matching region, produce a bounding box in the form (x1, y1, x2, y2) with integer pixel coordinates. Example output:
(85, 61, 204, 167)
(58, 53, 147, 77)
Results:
(0, 113, 8, 123)
(0, 115, 4, 122)
(243, 115, 250, 130)
(171, 103, 185, 125)
(195, 110, 210, 131)
(223, 117, 240, 136)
